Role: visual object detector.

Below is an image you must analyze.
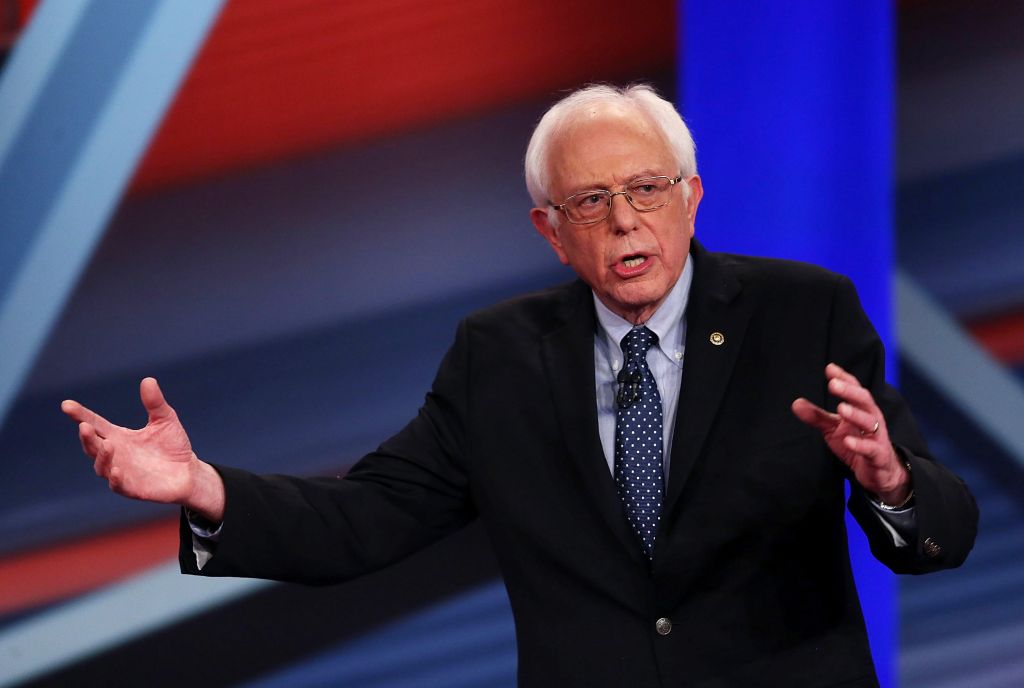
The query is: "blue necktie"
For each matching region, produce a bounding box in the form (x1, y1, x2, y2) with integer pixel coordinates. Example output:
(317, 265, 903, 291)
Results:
(614, 326, 665, 559)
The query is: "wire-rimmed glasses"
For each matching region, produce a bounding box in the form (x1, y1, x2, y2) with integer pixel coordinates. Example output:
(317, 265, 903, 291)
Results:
(550, 174, 683, 225)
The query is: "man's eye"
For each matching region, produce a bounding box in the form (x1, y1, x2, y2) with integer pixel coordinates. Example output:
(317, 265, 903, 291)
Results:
(631, 183, 657, 196)
(577, 193, 605, 207)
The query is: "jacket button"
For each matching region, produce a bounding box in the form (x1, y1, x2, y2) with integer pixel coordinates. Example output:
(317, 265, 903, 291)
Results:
(655, 617, 672, 635)
(923, 537, 942, 558)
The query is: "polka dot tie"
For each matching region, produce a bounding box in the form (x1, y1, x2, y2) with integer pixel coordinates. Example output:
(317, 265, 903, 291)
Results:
(615, 326, 664, 559)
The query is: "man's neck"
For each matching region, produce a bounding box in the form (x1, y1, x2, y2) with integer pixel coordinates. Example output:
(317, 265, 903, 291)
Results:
(593, 257, 694, 336)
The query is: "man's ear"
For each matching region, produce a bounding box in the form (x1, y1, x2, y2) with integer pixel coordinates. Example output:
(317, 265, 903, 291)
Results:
(530, 207, 570, 266)
(684, 175, 704, 237)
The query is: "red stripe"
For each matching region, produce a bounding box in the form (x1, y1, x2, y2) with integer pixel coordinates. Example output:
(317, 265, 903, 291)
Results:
(17, 0, 38, 27)
(0, 518, 179, 616)
(966, 310, 1024, 365)
(129, 0, 677, 192)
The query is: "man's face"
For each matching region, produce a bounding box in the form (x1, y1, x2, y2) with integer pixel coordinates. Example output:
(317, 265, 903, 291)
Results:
(531, 106, 703, 324)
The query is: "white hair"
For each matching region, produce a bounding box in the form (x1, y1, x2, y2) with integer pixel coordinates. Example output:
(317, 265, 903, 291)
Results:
(524, 84, 697, 213)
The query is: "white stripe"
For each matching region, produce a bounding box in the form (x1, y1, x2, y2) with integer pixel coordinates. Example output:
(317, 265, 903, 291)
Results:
(0, 0, 90, 164)
(0, 561, 270, 686)
(896, 271, 1024, 467)
(0, 0, 226, 424)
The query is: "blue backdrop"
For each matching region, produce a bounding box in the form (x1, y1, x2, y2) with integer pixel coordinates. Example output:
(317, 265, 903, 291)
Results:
(681, 2, 896, 685)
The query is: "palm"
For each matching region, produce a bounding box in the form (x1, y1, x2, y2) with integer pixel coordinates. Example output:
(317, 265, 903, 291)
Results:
(63, 378, 197, 504)
(818, 419, 863, 470)
(112, 413, 194, 502)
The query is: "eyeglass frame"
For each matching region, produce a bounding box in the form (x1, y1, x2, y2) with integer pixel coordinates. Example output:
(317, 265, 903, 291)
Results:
(549, 174, 685, 225)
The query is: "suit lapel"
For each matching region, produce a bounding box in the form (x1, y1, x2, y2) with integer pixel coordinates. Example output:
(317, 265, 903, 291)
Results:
(541, 282, 645, 564)
(663, 243, 752, 519)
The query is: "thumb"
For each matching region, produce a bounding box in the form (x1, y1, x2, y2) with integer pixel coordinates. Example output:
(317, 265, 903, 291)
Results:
(791, 398, 838, 432)
(140, 377, 174, 423)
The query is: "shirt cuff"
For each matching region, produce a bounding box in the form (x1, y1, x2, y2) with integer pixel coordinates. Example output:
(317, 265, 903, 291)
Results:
(186, 508, 223, 540)
(866, 497, 917, 548)
(185, 509, 222, 571)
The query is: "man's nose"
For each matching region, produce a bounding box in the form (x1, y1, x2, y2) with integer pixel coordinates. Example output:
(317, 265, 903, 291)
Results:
(607, 192, 639, 232)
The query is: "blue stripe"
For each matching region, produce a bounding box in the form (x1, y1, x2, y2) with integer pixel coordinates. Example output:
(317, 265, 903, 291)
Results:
(242, 581, 517, 688)
(0, 0, 226, 429)
(681, 2, 896, 685)
(0, 0, 161, 297)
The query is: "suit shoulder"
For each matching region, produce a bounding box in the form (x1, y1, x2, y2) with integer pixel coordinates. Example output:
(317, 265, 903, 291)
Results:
(462, 279, 589, 335)
(710, 251, 849, 291)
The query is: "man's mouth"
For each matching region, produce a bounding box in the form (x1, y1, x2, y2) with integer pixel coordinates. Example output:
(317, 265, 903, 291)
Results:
(613, 254, 652, 277)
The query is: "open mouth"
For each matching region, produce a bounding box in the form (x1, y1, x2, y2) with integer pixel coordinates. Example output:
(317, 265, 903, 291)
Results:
(613, 254, 652, 277)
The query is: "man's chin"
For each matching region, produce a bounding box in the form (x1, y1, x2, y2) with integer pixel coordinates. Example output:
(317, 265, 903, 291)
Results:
(603, 284, 667, 322)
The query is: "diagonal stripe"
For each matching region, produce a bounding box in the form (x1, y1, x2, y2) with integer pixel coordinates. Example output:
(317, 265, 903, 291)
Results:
(897, 272, 1024, 469)
(0, 0, 88, 165)
(241, 581, 515, 688)
(0, 562, 270, 687)
(0, 0, 226, 430)
(966, 310, 1024, 365)
(0, 518, 179, 615)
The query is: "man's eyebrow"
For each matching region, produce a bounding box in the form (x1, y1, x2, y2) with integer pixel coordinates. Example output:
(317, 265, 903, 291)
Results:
(628, 168, 664, 181)
(566, 181, 609, 194)
(566, 169, 666, 195)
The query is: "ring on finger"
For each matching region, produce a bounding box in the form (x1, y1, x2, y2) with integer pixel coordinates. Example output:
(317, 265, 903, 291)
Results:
(860, 419, 880, 437)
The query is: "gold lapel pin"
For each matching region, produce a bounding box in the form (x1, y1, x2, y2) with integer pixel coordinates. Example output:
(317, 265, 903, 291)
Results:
(709, 331, 725, 346)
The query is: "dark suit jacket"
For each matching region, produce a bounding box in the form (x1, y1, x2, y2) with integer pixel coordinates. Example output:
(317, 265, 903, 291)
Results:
(181, 241, 977, 687)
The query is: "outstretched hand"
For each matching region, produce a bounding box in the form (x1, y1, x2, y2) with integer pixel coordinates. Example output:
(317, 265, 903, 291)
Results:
(792, 363, 911, 506)
(62, 378, 225, 522)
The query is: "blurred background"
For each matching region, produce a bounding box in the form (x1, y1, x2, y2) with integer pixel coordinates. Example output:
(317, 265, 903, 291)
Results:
(1, 0, 1022, 686)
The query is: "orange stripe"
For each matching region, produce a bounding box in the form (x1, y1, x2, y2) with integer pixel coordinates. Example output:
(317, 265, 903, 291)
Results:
(0, 518, 179, 616)
(966, 310, 1024, 365)
(128, 0, 677, 192)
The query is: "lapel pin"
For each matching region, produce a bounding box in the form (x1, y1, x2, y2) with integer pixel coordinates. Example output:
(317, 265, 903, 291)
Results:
(709, 331, 725, 346)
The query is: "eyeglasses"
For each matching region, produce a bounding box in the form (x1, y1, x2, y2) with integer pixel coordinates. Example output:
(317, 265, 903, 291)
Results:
(550, 175, 684, 225)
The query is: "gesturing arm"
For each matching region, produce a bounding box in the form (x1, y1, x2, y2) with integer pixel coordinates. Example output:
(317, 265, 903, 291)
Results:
(61, 377, 226, 523)
(792, 275, 977, 572)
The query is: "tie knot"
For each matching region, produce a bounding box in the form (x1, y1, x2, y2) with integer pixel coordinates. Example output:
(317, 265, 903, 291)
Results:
(621, 326, 657, 361)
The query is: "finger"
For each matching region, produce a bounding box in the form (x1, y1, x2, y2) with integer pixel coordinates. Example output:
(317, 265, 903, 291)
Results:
(139, 377, 174, 423)
(61, 400, 116, 438)
(825, 362, 860, 387)
(842, 434, 887, 465)
(86, 429, 116, 478)
(108, 465, 124, 493)
(791, 398, 840, 431)
(837, 402, 883, 437)
(79, 422, 107, 463)
(827, 376, 877, 411)
(826, 364, 879, 411)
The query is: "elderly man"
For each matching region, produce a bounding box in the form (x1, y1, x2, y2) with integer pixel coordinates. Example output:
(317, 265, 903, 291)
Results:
(63, 84, 977, 687)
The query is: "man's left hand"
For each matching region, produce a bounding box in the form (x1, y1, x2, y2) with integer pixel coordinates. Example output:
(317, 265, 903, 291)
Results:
(791, 363, 911, 506)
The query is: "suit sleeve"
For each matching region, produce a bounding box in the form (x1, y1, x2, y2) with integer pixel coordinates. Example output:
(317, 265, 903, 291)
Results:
(179, 321, 476, 584)
(827, 275, 978, 574)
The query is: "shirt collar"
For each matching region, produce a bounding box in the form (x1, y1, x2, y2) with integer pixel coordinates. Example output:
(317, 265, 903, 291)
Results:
(593, 255, 693, 369)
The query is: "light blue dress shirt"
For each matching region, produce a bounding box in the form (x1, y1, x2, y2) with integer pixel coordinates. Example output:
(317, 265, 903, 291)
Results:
(593, 257, 692, 477)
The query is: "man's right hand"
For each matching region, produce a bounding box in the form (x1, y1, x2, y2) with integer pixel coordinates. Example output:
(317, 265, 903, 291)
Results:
(61, 377, 225, 523)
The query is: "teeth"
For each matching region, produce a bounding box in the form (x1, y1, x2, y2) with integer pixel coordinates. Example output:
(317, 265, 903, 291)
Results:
(623, 257, 644, 268)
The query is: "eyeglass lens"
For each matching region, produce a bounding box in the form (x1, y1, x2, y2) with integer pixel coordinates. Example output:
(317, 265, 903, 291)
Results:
(565, 177, 674, 223)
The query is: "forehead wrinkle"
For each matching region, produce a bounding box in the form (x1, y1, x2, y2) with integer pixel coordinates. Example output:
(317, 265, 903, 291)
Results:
(548, 106, 675, 197)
